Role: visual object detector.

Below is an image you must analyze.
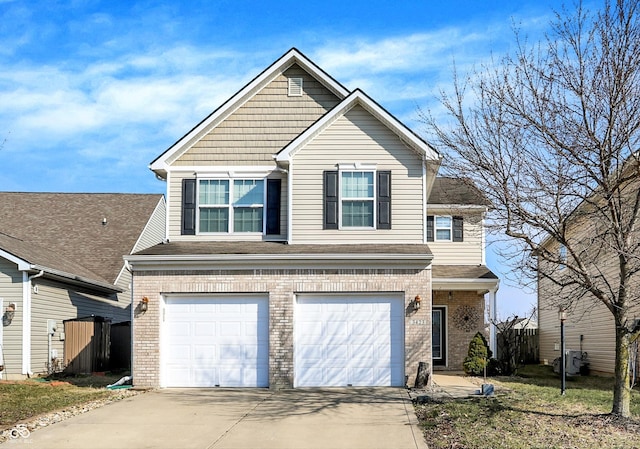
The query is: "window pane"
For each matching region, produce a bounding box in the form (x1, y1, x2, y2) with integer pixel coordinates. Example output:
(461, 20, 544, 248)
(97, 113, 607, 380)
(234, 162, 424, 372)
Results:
(341, 172, 374, 198)
(435, 216, 451, 228)
(200, 208, 229, 232)
(234, 180, 264, 205)
(436, 229, 451, 241)
(342, 200, 374, 227)
(199, 180, 229, 205)
(233, 207, 263, 232)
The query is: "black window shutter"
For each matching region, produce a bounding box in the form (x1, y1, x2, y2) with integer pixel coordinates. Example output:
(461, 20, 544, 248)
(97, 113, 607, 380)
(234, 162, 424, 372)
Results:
(453, 216, 464, 242)
(266, 178, 281, 235)
(377, 171, 391, 229)
(181, 178, 196, 235)
(426, 215, 434, 242)
(323, 171, 338, 229)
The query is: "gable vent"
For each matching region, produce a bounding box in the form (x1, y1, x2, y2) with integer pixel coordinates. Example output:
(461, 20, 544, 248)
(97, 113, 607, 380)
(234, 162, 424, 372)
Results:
(288, 77, 303, 96)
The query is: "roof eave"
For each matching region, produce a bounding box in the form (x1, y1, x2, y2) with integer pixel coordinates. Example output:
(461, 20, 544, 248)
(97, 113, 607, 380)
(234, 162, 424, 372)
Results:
(29, 265, 123, 294)
(126, 252, 433, 271)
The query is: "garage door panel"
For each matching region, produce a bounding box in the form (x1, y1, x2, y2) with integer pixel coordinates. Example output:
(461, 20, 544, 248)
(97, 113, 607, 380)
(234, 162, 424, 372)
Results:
(163, 296, 268, 388)
(295, 295, 404, 387)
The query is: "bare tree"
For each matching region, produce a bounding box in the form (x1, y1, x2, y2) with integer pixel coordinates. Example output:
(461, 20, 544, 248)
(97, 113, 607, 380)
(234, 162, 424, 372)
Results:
(423, 0, 640, 417)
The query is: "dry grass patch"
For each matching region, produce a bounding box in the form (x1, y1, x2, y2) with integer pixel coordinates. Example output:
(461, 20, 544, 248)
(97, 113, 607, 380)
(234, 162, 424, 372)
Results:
(416, 365, 640, 449)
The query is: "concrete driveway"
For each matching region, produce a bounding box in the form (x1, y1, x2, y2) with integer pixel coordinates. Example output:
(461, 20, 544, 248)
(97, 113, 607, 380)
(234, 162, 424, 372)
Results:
(15, 388, 427, 449)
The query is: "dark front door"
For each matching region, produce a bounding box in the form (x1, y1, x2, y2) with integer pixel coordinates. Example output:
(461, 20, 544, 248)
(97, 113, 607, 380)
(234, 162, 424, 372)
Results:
(432, 307, 447, 366)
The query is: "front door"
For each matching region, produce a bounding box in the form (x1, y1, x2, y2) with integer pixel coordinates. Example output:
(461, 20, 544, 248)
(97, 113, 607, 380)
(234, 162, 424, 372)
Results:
(432, 307, 447, 366)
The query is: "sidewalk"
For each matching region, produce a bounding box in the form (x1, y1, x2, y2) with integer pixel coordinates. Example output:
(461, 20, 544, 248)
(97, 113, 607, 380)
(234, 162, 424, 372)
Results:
(409, 373, 484, 402)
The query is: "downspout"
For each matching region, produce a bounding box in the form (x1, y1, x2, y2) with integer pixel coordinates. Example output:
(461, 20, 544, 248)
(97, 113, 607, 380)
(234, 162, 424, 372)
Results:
(125, 260, 135, 385)
(287, 160, 294, 244)
(422, 157, 428, 244)
(23, 270, 44, 376)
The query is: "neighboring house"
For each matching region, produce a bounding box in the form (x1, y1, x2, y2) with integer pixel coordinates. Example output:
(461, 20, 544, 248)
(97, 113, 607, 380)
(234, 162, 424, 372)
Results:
(0, 193, 165, 379)
(537, 163, 640, 376)
(126, 48, 499, 389)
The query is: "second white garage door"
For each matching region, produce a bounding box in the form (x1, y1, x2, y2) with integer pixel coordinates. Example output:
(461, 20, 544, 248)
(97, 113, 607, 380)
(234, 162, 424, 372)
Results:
(295, 295, 404, 387)
(162, 295, 269, 388)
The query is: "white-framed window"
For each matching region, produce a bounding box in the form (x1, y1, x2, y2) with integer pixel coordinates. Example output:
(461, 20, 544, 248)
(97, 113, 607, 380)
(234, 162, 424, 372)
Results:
(435, 215, 453, 241)
(340, 170, 375, 228)
(198, 178, 264, 233)
(559, 244, 567, 270)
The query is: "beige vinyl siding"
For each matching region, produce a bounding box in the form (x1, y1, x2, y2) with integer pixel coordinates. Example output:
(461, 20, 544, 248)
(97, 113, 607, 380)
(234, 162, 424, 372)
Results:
(427, 208, 484, 265)
(167, 170, 288, 241)
(0, 258, 24, 377)
(30, 279, 130, 376)
(131, 197, 166, 253)
(172, 65, 341, 166)
(538, 231, 640, 375)
(538, 279, 617, 374)
(292, 105, 424, 243)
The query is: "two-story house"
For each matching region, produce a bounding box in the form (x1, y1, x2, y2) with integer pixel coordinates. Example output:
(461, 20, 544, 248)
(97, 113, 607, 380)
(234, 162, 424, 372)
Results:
(126, 49, 498, 389)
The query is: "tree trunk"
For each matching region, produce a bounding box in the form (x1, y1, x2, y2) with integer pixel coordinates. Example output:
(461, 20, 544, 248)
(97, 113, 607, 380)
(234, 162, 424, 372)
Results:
(612, 319, 631, 417)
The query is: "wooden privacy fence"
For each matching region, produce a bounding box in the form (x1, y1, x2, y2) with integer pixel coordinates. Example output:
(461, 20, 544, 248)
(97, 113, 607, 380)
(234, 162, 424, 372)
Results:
(63, 317, 131, 374)
(496, 328, 539, 365)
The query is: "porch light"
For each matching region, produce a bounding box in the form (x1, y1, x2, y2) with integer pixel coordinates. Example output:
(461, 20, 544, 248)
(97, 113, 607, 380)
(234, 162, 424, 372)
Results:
(448, 291, 453, 301)
(413, 295, 422, 310)
(3, 303, 16, 325)
(140, 296, 149, 313)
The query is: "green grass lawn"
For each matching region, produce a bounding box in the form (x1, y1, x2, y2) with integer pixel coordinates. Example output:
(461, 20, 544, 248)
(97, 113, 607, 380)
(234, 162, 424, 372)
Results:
(416, 365, 640, 449)
(0, 373, 127, 428)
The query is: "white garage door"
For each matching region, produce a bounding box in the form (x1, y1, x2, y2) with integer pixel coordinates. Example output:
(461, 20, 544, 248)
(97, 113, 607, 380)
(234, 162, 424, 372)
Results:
(162, 296, 269, 388)
(295, 295, 404, 387)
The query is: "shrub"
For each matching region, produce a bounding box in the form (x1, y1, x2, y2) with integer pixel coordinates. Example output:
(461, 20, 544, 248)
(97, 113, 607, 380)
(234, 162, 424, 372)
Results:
(463, 332, 489, 376)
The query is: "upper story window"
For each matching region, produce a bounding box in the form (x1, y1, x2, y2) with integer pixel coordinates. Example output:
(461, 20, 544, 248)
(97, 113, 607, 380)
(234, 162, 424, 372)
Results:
(435, 216, 452, 241)
(323, 168, 391, 230)
(559, 244, 567, 270)
(427, 215, 464, 242)
(198, 179, 264, 233)
(341, 171, 375, 228)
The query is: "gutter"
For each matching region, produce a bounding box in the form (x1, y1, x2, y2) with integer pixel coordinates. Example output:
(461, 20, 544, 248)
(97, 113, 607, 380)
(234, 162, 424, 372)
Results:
(126, 252, 434, 271)
(29, 265, 122, 294)
(22, 270, 44, 376)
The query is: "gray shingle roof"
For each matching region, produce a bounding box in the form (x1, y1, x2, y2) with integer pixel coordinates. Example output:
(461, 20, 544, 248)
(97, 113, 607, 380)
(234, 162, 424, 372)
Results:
(135, 241, 433, 257)
(429, 177, 491, 206)
(431, 265, 498, 279)
(0, 192, 164, 286)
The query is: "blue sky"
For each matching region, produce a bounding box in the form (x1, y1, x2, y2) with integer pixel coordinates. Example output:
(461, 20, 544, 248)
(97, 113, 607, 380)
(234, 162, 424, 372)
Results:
(0, 0, 587, 317)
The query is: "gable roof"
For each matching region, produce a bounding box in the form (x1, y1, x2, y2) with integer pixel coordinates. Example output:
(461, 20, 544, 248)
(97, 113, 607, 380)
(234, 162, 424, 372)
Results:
(428, 177, 491, 207)
(0, 192, 164, 289)
(150, 48, 351, 178)
(0, 232, 118, 292)
(275, 89, 441, 163)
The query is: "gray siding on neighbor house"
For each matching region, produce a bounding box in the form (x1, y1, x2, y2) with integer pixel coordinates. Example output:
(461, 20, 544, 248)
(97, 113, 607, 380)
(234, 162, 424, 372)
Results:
(30, 279, 130, 375)
(167, 171, 288, 241)
(0, 258, 24, 378)
(171, 65, 341, 166)
(292, 105, 425, 243)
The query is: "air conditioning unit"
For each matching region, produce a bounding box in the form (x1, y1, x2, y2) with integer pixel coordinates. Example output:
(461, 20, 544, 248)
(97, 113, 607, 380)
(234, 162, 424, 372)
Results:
(553, 350, 589, 375)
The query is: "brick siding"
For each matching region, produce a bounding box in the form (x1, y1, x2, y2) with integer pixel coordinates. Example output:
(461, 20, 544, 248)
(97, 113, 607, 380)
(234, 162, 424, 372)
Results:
(132, 268, 432, 388)
(433, 290, 486, 371)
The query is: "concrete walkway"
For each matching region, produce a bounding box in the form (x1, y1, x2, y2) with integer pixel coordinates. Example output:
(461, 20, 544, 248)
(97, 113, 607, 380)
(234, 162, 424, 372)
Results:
(9, 388, 427, 449)
(431, 373, 482, 398)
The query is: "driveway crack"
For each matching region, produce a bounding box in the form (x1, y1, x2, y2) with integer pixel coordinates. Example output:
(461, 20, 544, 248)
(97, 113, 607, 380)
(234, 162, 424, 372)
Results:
(206, 391, 275, 449)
